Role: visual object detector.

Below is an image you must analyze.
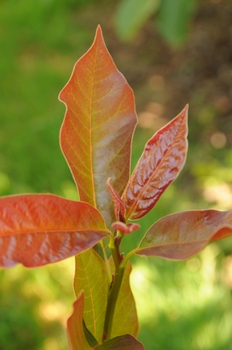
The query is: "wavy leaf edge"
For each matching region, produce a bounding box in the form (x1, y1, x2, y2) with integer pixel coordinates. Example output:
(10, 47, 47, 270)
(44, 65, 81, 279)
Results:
(136, 209, 232, 260)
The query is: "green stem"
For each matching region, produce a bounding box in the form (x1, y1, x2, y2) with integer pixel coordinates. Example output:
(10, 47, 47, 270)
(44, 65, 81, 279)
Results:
(103, 263, 125, 341)
(102, 233, 126, 341)
(120, 247, 138, 268)
(100, 240, 112, 286)
(103, 229, 138, 341)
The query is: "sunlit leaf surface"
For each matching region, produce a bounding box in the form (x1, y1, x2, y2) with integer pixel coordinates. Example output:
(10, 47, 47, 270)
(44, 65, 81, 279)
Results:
(74, 249, 108, 343)
(96, 334, 145, 349)
(122, 105, 188, 220)
(67, 292, 93, 350)
(59, 26, 137, 227)
(0, 194, 109, 267)
(137, 209, 232, 260)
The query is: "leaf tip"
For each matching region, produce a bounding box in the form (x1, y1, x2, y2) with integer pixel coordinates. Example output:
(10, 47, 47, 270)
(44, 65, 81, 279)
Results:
(182, 104, 189, 119)
(94, 24, 105, 45)
(96, 24, 103, 35)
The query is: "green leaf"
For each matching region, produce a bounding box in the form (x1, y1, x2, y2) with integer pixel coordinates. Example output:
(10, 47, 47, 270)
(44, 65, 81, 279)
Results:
(110, 260, 139, 338)
(137, 209, 232, 260)
(83, 320, 98, 348)
(157, 0, 195, 46)
(115, 0, 161, 41)
(68, 295, 144, 349)
(122, 105, 188, 220)
(67, 292, 93, 350)
(59, 25, 137, 228)
(0, 194, 109, 267)
(96, 334, 145, 350)
(74, 248, 109, 343)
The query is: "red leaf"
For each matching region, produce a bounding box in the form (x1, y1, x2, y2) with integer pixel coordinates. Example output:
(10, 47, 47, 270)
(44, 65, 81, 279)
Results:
(107, 178, 126, 222)
(59, 26, 137, 227)
(67, 291, 93, 350)
(95, 334, 145, 350)
(0, 194, 109, 267)
(122, 105, 188, 220)
(137, 209, 232, 260)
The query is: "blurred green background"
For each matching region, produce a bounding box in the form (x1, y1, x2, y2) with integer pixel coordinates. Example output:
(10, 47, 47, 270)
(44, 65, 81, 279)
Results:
(0, 0, 232, 349)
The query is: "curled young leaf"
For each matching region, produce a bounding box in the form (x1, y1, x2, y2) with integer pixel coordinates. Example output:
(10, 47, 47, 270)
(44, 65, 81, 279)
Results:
(107, 178, 126, 222)
(111, 221, 140, 235)
(122, 105, 188, 220)
(0, 194, 109, 267)
(137, 209, 232, 260)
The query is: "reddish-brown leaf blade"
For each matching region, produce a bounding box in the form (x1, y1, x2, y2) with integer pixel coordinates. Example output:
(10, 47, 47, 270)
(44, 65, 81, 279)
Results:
(122, 105, 188, 220)
(95, 334, 145, 350)
(137, 209, 232, 260)
(67, 291, 93, 350)
(107, 178, 126, 222)
(0, 194, 109, 267)
(59, 26, 137, 227)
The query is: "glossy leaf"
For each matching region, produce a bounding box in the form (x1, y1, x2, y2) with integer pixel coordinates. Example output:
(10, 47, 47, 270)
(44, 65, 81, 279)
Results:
(137, 209, 232, 260)
(74, 248, 109, 343)
(122, 105, 188, 220)
(110, 260, 139, 338)
(59, 25, 137, 228)
(0, 194, 109, 267)
(96, 334, 145, 350)
(67, 291, 93, 350)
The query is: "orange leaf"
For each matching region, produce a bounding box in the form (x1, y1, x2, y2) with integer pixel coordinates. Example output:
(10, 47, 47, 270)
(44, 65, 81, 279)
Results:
(122, 105, 188, 220)
(59, 26, 137, 227)
(137, 209, 232, 260)
(67, 291, 93, 350)
(0, 194, 109, 267)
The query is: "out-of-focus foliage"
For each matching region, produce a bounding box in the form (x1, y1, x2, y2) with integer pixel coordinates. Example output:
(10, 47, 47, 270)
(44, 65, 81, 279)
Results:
(115, 0, 196, 46)
(115, 0, 161, 42)
(0, 259, 75, 350)
(156, 0, 195, 45)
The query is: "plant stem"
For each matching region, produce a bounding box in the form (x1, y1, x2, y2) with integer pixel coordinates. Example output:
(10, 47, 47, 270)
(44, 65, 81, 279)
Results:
(121, 247, 138, 268)
(100, 239, 112, 286)
(102, 233, 126, 341)
(103, 263, 125, 341)
(102, 245, 139, 340)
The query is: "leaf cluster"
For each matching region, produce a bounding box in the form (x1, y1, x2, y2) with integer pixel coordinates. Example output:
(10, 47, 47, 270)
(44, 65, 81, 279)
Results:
(0, 26, 232, 349)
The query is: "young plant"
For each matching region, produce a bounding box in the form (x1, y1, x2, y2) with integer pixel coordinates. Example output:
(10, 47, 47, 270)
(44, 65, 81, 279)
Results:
(1, 26, 232, 349)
